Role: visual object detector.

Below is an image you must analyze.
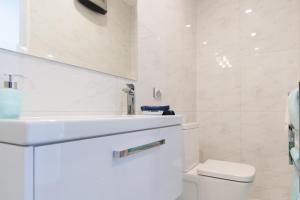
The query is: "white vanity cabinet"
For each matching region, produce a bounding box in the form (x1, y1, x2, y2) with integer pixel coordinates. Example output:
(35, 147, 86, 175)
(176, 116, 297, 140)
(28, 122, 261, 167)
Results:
(0, 116, 182, 200)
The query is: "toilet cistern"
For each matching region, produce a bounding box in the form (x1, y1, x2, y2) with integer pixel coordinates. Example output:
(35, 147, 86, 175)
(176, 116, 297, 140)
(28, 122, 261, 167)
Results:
(122, 83, 135, 115)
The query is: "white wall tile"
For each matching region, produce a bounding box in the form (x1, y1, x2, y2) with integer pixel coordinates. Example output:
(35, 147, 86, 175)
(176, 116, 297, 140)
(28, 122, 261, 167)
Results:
(241, 51, 299, 112)
(240, 0, 299, 55)
(198, 111, 241, 162)
(196, 0, 299, 199)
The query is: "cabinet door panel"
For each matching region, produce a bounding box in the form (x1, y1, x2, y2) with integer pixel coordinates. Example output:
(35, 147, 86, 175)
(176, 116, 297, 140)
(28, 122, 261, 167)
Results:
(0, 144, 33, 200)
(34, 126, 182, 200)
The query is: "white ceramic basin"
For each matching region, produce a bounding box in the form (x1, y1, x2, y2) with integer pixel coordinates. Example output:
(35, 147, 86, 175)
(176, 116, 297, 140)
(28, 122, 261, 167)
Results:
(0, 115, 182, 146)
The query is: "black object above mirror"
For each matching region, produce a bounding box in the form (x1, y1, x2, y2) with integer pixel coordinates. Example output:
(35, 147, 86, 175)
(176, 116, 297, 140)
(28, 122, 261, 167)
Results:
(78, 0, 107, 14)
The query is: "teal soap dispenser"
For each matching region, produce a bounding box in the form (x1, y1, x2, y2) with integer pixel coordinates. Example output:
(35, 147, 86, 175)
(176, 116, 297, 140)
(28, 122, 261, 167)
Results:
(0, 74, 23, 119)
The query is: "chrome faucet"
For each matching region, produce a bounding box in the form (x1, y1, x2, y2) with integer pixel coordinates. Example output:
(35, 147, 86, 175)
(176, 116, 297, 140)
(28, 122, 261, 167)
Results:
(122, 84, 135, 115)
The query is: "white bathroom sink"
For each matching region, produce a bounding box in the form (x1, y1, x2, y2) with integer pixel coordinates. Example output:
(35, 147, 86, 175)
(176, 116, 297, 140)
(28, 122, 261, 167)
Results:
(0, 115, 182, 145)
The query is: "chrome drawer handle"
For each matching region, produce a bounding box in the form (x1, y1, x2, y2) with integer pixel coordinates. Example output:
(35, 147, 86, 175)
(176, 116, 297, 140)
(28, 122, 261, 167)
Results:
(113, 139, 165, 158)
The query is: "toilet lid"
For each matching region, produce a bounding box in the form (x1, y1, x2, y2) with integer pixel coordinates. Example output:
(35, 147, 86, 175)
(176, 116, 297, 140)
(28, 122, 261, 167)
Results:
(197, 160, 256, 183)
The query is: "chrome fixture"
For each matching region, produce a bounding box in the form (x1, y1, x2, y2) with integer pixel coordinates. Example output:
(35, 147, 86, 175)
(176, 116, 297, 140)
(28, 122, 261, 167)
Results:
(288, 124, 296, 165)
(113, 139, 165, 158)
(122, 83, 135, 115)
(3, 74, 24, 89)
(153, 88, 162, 100)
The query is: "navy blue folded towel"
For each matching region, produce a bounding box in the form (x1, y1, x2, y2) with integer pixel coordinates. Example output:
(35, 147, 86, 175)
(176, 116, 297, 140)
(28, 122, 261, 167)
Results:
(141, 106, 170, 112)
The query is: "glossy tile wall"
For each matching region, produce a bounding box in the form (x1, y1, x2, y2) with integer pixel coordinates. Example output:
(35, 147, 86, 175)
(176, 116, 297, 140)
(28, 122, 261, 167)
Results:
(0, 0, 197, 122)
(196, 0, 298, 199)
(136, 0, 197, 122)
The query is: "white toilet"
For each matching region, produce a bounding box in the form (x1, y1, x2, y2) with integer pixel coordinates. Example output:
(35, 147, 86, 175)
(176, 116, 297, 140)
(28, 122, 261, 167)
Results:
(180, 123, 256, 200)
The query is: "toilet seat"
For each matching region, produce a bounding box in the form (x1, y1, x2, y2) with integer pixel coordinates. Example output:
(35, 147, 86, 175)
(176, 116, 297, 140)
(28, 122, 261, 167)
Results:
(196, 160, 256, 183)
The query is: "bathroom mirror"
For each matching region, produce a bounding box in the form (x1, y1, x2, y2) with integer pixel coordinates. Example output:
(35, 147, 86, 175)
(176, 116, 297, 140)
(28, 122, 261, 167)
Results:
(0, 0, 137, 80)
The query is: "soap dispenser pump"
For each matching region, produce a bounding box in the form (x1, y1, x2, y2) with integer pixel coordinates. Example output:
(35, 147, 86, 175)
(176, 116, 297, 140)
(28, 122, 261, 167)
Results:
(0, 74, 23, 119)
